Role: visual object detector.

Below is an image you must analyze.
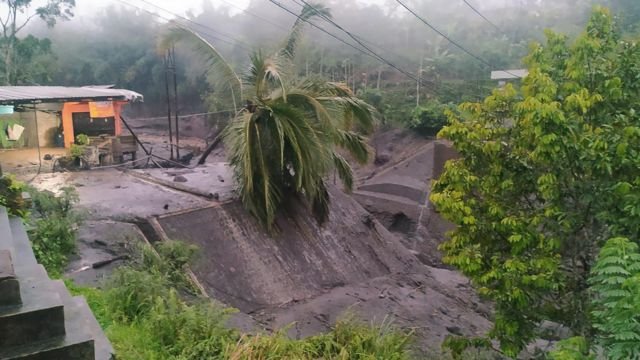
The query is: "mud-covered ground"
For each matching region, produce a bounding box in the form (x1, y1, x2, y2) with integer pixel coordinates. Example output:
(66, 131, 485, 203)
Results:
(22, 124, 503, 357)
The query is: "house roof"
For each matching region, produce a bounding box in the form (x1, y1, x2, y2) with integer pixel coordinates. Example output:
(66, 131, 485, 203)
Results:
(490, 69, 528, 80)
(0, 86, 144, 105)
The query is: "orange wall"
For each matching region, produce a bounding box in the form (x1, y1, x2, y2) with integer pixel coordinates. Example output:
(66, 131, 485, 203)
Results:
(61, 101, 126, 148)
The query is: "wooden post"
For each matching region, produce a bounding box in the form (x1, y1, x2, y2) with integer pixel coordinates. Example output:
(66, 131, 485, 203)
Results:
(172, 46, 180, 160)
(164, 51, 174, 160)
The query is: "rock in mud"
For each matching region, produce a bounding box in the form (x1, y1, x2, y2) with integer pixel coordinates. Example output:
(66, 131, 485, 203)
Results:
(173, 175, 188, 183)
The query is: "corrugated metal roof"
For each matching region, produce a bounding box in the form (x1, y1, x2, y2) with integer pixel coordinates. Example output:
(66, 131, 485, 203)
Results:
(490, 69, 528, 80)
(0, 86, 144, 105)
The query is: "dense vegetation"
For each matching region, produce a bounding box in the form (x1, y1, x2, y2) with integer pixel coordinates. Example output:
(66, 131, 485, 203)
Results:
(2, 0, 619, 120)
(432, 7, 640, 358)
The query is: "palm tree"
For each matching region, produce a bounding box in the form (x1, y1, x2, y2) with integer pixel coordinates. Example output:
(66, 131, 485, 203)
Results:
(162, 3, 377, 230)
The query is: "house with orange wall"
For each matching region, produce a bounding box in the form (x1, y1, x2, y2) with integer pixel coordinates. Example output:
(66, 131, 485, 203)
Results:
(0, 86, 143, 172)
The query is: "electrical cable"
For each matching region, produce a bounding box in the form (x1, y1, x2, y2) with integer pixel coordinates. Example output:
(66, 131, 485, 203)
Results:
(269, 0, 446, 92)
(136, 0, 253, 49)
(395, 0, 522, 78)
(114, 0, 252, 51)
(462, 0, 501, 32)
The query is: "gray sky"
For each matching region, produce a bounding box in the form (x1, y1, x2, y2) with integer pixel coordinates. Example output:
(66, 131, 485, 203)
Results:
(72, 0, 389, 18)
(77, 0, 251, 17)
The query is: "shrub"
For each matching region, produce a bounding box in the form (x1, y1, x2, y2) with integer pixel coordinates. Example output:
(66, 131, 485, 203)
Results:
(27, 186, 81, 277)
(0, 175, 28, 217)
(75, 134, 90, 145)
(408, 100, 451, 137)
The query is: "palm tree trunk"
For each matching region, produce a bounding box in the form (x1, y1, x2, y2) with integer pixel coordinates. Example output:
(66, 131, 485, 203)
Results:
(197, 133, 223, 165)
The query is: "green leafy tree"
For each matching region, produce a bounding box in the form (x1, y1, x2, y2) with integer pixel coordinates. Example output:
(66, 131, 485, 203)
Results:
(0, 0, 75, 84)
(431, 7, 640, 357)
(164, 3, 376, 230)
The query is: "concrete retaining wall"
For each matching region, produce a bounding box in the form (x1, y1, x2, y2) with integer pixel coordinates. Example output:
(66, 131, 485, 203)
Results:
(156, 187, 419, 313)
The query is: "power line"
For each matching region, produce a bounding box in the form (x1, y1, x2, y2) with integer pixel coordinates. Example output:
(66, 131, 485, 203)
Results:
(270, 0, 439, 89)
(136, 0, 253, 49)
(294, 0, 485, 98)
(286, 0, 488, 98)
(395, 0, 521, 78)
(115, 0, 251, 51)
(266, 1, 384, 66)
(217, 0, 290, 33)
(462, 0, 501, 32)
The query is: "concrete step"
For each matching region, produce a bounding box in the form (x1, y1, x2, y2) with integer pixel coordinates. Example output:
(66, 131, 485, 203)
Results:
(0, 207, 13, 252)
(72, 297, 114, 360)
(0, 276, 65, 349)
(353, 190, 421, 220)
(0, 250, 21, 306)
(51, 280, 114, 360)
(353, 190, 421, 207)
(0, 333, 94, 360)
(358, 181, 427, 203)
(9, 218, 37, 274)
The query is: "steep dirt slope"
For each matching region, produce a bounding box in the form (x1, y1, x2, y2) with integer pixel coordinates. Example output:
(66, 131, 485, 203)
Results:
(154, 186, 492, 354)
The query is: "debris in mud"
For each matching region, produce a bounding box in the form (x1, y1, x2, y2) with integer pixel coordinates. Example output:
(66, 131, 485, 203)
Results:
(174, 175, 188, 183)
(446, 326, 463, 336)
(374, 152, 391, 165)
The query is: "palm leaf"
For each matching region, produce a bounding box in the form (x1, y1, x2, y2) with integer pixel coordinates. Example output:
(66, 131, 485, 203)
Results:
(281, 3, 332, 60)
(335, 129, 371, 164)
(245, 51, 288, 101)
(332, 152, 355, 191)
(161, 26, 242, 112)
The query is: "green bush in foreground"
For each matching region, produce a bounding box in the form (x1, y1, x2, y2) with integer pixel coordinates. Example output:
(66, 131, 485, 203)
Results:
(69, 242, 415, 360)
(27, 186, 81, 277)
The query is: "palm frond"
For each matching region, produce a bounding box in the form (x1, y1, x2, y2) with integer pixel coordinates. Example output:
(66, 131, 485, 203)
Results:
(335, 129, 371, 164)
(161, 26, 242, 112)
(332, 152, 355, 191)
(318, 96, 377, 133)
(224, 110, 283, 229)
(246, 51, 288, 101)
(310, 179, 330, 225)
(281, 3, 332, 60)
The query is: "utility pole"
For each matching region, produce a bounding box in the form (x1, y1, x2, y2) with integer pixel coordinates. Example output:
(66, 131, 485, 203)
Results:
(164, 51, 174, 160)
(416, 56, 423, 107)
(171, 46, 180, 160)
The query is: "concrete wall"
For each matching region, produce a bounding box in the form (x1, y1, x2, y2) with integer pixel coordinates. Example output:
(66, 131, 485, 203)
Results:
(156, 187, 419, 313)
(0, 104, 62, 149)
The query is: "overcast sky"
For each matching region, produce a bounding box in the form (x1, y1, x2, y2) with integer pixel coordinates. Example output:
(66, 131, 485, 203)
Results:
(76, 0, 251, 17)
(69, 0, 391, 18)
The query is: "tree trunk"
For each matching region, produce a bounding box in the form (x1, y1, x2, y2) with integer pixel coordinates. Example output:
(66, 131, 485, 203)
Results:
(197, 134, 223, 165)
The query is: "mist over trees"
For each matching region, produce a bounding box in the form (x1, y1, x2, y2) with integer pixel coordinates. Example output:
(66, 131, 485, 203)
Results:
(3, 0, 635, 118)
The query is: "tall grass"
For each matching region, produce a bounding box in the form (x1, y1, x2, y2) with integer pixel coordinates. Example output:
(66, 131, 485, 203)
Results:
(69, 241, 416, 359)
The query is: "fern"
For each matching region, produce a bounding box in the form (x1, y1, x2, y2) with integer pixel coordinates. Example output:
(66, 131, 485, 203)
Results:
(589, 237, 640, 360)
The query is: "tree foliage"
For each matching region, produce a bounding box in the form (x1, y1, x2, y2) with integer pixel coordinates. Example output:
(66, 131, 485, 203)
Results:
(0, 0, 74, 84)
(166, 4, 376, 230)
(589, 237, 640, 359)
(431, 7, 640, 357)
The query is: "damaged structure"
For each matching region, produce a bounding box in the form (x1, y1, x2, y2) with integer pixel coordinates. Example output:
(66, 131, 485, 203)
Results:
(0, 86, 143, 173)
